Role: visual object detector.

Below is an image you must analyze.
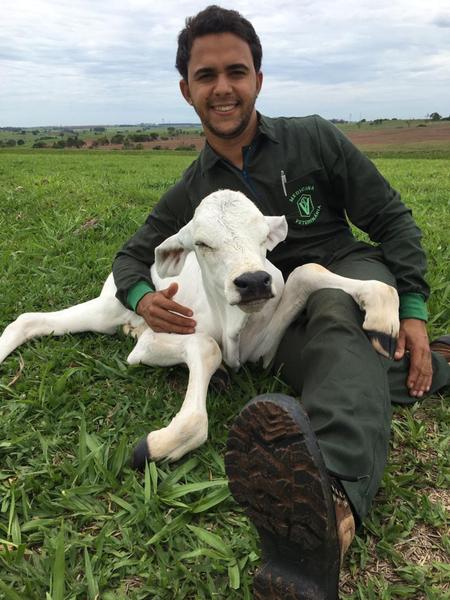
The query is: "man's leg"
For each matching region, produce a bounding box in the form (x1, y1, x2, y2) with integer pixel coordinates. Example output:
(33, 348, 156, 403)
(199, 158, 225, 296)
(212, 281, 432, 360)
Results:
(225, 250, 391, 599)
(225, 246, 449, 598)
(273, 246, 448, 521)
(273, 285, 390, 523)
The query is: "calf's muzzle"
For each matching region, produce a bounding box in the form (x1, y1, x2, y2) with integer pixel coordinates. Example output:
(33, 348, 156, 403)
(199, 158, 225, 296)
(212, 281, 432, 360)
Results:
(233, 271, 273, 303)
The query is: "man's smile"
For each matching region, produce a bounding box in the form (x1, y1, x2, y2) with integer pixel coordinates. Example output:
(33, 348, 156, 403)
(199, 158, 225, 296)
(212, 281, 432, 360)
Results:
(210, 102, 239, 113)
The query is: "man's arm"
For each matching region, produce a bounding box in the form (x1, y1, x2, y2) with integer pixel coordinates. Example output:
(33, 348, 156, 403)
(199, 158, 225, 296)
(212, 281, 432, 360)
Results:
(316, 117, 432, 396)
(113, 180, 189, 307)
(113, 220, 159, 308)
(112, 182, 197, 333)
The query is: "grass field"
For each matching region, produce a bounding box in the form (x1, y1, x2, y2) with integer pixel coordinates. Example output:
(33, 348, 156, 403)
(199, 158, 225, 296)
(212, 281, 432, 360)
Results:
(2, 118, 450, 157)
(0, 149, 449, 599)
(0, 126, 203, 152)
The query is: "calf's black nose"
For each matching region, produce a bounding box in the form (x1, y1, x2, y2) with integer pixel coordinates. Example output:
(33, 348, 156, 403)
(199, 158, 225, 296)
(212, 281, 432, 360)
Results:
(233, 271, 273, 301)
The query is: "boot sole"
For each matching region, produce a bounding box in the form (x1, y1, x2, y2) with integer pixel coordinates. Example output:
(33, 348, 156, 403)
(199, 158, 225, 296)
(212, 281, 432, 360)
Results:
(225, 394, 340, 600)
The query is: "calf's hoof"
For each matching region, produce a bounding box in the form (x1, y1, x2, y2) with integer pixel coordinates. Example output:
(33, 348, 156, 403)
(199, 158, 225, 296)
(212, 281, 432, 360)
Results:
(225, 393, 340, 600)
(366, 330, 397, 359)
(131, 436, 151, 471)
(210, 363, 231, 391)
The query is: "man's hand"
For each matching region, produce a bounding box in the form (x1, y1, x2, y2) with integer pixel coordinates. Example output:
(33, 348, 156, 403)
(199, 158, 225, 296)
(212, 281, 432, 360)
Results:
(136, 283, 196, 334)
(394, 318, 432, 398)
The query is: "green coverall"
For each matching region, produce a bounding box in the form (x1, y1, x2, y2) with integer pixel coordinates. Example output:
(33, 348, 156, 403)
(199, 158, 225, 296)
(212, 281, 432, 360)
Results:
(112, 114, 450, 522)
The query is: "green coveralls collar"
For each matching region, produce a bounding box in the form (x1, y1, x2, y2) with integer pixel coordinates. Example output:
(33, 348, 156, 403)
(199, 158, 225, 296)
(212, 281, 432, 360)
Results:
(199, 113, 280, 174)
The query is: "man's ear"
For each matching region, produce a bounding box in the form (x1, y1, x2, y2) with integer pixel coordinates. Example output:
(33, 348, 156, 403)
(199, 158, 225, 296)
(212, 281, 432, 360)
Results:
(256, 71, 263, 96)
(264, 215, 288, 251)
(179, 79, 192, 105)
(155, 221, 194, 277)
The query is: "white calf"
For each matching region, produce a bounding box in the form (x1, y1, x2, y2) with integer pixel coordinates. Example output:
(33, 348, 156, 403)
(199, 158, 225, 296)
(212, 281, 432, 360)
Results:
(0, 190, 399, 465)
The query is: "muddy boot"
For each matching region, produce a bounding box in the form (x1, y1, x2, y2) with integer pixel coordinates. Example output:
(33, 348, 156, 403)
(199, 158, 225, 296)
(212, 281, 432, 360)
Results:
(225, 393, 349, 600)
(331, 479, 355, 565)
(430, 335, 450, 365)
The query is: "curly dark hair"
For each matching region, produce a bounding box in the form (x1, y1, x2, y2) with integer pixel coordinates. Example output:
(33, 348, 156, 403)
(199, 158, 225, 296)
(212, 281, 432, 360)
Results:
(176, 5, 262, 80)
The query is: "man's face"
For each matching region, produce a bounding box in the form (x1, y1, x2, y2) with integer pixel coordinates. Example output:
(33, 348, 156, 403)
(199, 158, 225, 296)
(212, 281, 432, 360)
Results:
(180, 33, 263, 141)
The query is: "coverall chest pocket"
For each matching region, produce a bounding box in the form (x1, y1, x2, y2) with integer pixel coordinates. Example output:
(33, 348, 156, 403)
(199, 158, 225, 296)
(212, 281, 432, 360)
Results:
(280, 168, 331, 228)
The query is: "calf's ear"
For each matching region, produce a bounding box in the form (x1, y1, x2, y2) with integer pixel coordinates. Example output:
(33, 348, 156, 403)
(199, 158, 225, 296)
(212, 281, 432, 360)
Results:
(155, 222, 194, 277)
(265, 216, 288, 250)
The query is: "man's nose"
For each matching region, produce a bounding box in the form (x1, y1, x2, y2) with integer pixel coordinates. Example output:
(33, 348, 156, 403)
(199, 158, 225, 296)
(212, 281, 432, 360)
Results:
(213, 74, 233, 95)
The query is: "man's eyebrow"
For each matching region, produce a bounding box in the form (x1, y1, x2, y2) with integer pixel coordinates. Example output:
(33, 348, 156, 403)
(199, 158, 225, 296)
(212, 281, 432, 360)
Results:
(193, 63, 250, 78)
(226, 63, 250, 71)
(193, 67, 216, 78)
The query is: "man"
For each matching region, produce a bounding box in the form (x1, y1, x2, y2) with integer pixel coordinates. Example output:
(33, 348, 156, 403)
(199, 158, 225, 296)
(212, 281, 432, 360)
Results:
(113, 6, 450, 598)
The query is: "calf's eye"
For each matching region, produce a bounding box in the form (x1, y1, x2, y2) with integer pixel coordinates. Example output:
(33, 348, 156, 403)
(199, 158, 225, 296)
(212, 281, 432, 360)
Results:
(195, 241, 212, 250)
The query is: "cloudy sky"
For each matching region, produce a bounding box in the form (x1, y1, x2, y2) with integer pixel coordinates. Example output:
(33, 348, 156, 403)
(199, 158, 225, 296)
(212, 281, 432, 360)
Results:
(2, 0, 450, 127)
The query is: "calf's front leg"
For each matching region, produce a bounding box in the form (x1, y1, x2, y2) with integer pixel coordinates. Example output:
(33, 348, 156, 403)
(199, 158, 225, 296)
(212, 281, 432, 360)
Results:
(128, 330, 222, 467)
(258, 263, 399, 367)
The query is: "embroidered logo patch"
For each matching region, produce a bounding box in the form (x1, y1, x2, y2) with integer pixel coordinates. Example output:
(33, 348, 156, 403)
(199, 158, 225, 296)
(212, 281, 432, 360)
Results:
(289, 185, 321, 225)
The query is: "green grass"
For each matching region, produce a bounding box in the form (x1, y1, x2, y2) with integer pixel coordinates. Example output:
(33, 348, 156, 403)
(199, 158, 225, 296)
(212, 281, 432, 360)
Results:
(0, 151, 449, 599)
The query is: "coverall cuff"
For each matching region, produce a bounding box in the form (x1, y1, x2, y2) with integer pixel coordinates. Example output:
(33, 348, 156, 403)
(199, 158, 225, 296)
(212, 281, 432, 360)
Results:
(127, 281, 154, 311)
(399, 292, 428, 321)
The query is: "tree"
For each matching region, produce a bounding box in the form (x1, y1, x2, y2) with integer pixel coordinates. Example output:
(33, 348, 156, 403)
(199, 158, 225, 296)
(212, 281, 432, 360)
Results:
(430, 112, 442, 121)
(129, 133, 151, 142)
(111, 133, 125, 144)
(66, 136, 85, 148)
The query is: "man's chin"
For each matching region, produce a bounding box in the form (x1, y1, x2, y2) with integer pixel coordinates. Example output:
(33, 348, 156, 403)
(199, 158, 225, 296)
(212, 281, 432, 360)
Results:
(206, 121, 247, 140)
(203, 110, 257, 140)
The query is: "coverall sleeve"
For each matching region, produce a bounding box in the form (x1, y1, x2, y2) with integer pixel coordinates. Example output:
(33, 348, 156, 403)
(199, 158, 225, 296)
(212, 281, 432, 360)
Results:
(315, 117, 430, 304)
(112, 182, 189, 308)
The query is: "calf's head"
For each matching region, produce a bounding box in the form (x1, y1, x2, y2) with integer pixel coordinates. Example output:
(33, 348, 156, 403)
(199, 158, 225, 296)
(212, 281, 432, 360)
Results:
(155, 190, 287, 312)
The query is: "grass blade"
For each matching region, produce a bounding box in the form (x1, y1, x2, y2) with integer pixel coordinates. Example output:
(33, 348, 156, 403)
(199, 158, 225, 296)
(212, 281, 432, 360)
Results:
(191, 486, 230, 513)
(187, 524, 232, 558)
(84, 547, 99, 599)
(161, 479, 228, 500)
(147, 513, 190, 545)
(228, 562, 241, 590)
(144, 461, 151, 503)
(149, 461, 158, 493)
(158, 457, 199, 491)
(0, 580, 24, 600)
(51, 522, 65, 600)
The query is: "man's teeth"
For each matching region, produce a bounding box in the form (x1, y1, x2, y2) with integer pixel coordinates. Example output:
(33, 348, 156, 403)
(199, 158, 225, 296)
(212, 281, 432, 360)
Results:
(214, 105, 235, 112)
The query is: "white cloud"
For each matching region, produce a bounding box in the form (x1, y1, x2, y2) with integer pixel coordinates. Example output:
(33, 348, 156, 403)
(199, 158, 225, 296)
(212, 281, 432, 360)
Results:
(1, 0, 449, 125)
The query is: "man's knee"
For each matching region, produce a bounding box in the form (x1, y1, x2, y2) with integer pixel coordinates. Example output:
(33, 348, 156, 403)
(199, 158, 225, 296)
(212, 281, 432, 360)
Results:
(306, 288, 363, 326)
